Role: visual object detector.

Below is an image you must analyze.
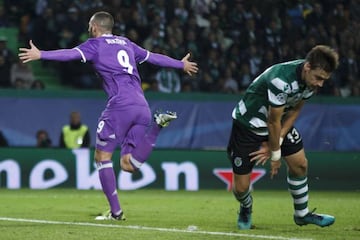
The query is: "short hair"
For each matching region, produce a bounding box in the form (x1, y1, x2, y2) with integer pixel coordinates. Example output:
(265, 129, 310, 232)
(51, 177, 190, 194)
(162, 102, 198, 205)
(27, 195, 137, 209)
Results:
(305, 45, 339, 73)
(36, 129, 48, 138)
(92, 11, 114, 31)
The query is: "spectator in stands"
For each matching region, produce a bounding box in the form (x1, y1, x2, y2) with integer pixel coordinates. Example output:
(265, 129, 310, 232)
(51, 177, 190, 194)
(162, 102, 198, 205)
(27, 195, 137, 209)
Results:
(329, 2, 348, 32)
(201, 48, 224, 91)
(183, 29, 200, 60)
(237, 62, 252, 93)
(147, 11, 166, 42)
(344, 48, 360, 96)
(0, 5, 10, 27)
(278, 43, 294, 62)
(202, 14, 232, 52)
(74, 0, 97, 13)
(8, 0, 360, 96)
(142, 27, 164, 51)
(166, 18, 183, 49)
(0, 130, 8, 147)
(59, 7, 84, 48)
(222, 66, 238, 94)
(349, 0, 360, 22)
(228, 1, 250, 38)
(31, 7, 59, 51)
(13, 78, 27, 89)
(155, 50, 182, 93)
(36, 129, 52, 148)
(305, 2, 325, 30)
(286, 1, 306, 29)
(148, 0, 167, 27)
(281, 16, 304, 47)
(264, 18, 282, 52)
(174, 0, 189, 25)
(10, 58, 35, 89)
(135, 0, 150, 28)
(0, 36, 15, 88)
(59, 111, 90, 149)
(260, 48, 277, 72)
(31, 79, 46, 89)
(238, 18, 263, 50)
(247, 44, 262, 77)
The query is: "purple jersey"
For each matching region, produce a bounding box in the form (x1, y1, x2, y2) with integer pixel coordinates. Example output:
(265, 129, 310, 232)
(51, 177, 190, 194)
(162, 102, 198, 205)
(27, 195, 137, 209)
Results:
(40, 34, 184, 109)
(76, 35, 149, 108)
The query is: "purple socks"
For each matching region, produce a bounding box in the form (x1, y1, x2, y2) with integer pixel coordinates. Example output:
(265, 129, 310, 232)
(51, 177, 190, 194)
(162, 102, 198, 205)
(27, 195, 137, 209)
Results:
(97, 160, 121, 216)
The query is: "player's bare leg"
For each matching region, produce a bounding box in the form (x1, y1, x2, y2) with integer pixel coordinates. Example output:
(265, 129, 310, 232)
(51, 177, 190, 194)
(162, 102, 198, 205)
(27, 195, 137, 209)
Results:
(284, 149, 334, 227)
(233, 173, 253, 229)
(120, 154, 136, 173)
(284, 149, 307, 177)
(119, 110, 178, 174)
(94, 149, 125, 220)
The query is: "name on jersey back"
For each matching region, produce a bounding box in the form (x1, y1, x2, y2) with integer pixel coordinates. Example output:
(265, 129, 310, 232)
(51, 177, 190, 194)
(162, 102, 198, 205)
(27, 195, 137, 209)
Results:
(105, 38, 126, 45)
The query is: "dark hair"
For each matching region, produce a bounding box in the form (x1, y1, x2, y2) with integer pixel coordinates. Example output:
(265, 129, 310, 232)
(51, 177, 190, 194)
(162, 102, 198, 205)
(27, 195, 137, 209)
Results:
(31, 80, 45, 90)
(36, 129, 52, 147)
(36, 129, 48, 138)
(92, 11, 114, 31)
(305, 45, 339, 72)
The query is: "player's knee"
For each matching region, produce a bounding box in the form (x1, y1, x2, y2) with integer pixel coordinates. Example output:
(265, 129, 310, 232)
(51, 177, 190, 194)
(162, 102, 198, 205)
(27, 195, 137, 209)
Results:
(233, 184, 249, 194)
(121, 163, 135, 173)
(120, 156, 136, 173)
(94, 149, 112, 163)
(298, 159, 308, 175)
(291, 159, 308, 176)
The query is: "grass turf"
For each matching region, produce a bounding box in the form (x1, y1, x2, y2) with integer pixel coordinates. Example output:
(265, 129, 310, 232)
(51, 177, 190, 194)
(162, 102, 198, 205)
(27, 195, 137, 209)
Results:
(0, 189, 359, 240)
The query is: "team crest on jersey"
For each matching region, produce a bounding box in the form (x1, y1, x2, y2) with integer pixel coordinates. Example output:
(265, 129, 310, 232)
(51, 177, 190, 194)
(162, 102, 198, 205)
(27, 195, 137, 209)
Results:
(276, 93, 287, 103)
(234, 157, 242, 167)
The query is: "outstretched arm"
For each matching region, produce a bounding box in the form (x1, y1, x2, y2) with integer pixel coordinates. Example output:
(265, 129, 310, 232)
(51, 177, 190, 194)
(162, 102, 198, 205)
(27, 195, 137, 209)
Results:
(19, 40, 82, 63)
(147, 52, 198, 76)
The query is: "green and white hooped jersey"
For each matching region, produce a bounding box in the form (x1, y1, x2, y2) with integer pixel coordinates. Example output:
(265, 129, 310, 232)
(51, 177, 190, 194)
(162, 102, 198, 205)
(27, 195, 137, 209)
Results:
(232, 59, 314, 135)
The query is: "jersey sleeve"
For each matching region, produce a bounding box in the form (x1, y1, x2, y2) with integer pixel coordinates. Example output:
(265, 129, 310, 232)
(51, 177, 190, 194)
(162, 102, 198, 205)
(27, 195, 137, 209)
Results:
(40, 49, 81, 61)
(267, 77, 289, 107)
(129, 41, 183, 69)
(75, 39, 98, 63)
(129, 41, 149, 64)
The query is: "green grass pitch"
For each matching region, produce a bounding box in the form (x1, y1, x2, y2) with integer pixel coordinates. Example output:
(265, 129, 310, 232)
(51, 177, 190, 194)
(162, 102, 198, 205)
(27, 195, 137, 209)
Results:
(0, 189, 359, 240)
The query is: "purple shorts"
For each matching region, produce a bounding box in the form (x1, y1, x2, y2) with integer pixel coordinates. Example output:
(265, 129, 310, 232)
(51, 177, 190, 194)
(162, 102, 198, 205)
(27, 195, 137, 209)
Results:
(95, 105, 151, 156)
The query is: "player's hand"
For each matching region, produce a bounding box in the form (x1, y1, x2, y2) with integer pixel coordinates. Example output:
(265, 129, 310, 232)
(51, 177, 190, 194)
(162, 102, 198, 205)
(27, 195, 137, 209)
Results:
(270, 160, 281, 179)
(18, 40, 41, 63)
(249, 141, 270, 166)
(181, 53, 198, 76)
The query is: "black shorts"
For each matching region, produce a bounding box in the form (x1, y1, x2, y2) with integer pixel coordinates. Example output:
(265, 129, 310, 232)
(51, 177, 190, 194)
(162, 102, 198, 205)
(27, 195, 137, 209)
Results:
(227, 120, 303, 175)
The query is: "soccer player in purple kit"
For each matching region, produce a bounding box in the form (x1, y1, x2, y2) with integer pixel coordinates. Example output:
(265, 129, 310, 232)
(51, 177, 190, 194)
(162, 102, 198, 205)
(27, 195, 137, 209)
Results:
(19, 11, 198, 221)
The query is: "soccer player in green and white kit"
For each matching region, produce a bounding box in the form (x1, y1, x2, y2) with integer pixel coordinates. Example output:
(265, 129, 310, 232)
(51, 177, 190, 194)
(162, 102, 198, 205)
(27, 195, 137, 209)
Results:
(227, 45, 339, 229)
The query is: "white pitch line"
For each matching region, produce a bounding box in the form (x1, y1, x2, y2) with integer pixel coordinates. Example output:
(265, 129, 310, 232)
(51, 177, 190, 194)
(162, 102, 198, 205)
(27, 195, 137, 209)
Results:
(0, 217, 312, 240)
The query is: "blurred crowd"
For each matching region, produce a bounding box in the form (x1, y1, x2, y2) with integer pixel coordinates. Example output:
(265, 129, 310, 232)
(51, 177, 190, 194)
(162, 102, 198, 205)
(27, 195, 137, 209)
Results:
(0, 0, 359, 97)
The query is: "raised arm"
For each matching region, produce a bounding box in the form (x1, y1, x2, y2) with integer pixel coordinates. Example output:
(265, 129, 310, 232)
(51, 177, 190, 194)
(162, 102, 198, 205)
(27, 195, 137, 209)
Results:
(19, 40, 82, 63)
(147, 52, 198, 76)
